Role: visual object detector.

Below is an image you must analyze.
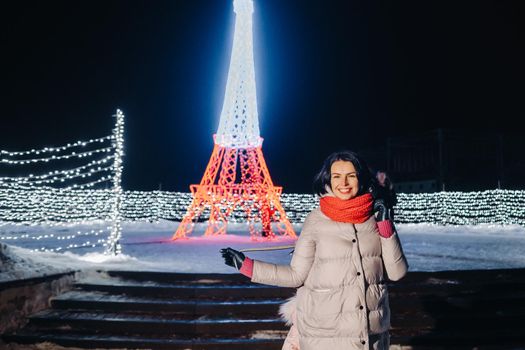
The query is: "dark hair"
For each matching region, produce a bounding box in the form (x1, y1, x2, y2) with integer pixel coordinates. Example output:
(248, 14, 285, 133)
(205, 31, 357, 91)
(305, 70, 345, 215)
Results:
(313, 150, 374, 197)
(375, 169, 394, 190)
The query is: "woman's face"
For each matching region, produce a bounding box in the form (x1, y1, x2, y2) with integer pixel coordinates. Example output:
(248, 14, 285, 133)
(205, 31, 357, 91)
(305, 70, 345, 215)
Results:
(377, 171, 386, 186)
(330, 160, 359, 200)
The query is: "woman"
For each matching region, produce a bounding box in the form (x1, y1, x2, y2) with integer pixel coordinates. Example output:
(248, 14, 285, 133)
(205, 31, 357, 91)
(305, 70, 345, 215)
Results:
(221, 151, 408, 350)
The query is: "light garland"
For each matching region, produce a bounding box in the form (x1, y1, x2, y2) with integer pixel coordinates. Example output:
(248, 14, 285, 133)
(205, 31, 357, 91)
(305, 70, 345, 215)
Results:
(0, 165, 113, 187)
(1, 111, 524, 253)
(106, 109, 124, 255)
(0, 135, 113, 157)
(394, 190, 525, 225)
(0, 109, 125, 254)
(1, 189, 523, 227)
(0, 156, 114, 185)
(1, 188, 524, 253)
(0, 229, 107, 253)
(0, 147, 113, 165)
(0, 229, 105, 241)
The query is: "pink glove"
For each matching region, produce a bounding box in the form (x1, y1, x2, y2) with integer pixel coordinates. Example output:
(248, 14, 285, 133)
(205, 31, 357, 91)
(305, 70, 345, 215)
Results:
(377, 219, 394, 238)
(239, 257, 254, 278)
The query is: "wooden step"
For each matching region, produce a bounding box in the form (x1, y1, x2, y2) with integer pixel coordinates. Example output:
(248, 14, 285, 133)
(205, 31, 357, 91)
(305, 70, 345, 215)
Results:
(27, 309, 287, 336)
(2, 331, 285, 350)
(105, 270, 251, 284)
(51, 291, 284, 316)
(3, 268, 525, 350)
(74, 281, 295, 299)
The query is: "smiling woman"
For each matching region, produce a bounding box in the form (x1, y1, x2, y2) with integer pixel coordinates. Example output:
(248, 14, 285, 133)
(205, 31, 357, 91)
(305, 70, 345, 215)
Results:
(312, 151, 373, 200)
(221, 150, 408, 350)
(329, 160, 359, 200)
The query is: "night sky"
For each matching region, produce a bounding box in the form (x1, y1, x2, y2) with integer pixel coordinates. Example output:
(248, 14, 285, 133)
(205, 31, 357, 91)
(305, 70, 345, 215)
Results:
(2, 1, 524, 193)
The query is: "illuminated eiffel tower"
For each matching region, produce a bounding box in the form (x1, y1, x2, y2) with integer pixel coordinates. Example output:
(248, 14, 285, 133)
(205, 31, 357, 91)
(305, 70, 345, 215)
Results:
(173, 0, 296, 240)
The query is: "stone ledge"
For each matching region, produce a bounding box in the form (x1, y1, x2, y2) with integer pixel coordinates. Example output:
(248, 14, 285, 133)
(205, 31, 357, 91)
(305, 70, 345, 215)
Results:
(0, 272, 76, 334)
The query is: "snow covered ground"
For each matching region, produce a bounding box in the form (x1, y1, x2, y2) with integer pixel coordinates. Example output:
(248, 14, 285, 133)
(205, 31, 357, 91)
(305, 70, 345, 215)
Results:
(2, 220, 525, 283)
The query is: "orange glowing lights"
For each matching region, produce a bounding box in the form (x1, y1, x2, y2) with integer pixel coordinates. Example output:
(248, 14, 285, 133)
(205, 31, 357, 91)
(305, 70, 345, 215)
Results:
(172, 140, 296, 240)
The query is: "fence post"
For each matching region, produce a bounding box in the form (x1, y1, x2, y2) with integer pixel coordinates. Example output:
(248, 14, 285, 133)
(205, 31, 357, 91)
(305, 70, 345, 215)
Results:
(106, 109, 125, 255)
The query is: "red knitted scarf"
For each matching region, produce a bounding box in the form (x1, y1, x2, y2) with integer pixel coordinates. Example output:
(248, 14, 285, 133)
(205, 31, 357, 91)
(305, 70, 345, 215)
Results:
(320, 193, 373, 223)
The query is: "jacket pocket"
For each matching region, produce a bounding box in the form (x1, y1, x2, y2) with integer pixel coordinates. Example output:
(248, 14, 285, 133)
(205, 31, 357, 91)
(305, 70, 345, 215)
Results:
(296, 287, 343, 337)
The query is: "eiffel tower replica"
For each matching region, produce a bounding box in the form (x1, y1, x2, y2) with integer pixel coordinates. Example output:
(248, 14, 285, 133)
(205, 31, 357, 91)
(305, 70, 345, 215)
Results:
(173, 0, 296, 240)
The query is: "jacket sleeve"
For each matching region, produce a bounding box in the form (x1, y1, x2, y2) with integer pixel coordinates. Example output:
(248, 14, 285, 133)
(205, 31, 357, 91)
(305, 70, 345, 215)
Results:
(251, 215, 317, 288)
(380, 232, 408, 281)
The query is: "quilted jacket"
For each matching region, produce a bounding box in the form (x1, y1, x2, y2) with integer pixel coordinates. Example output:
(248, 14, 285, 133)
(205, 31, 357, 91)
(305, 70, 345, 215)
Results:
(251, 208, 408, 350)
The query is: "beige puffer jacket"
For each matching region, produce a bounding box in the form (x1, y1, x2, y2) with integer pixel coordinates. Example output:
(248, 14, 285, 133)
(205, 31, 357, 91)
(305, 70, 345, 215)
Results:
(251, 208, 408, 350)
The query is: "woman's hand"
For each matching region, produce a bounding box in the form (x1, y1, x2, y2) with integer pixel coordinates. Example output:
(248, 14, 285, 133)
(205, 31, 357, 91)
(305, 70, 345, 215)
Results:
(220, 247, 246, 270)
(373, 199, 391, 222)
(374, 199, 395, 238)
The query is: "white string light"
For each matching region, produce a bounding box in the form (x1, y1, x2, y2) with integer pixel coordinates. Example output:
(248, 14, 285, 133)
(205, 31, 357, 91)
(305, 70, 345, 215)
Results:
(0, 229, 105, 241)
(2, 188, 522, 228)
(0, 156, 114, 185)
(0, 109, 125, 254)
(1, 110, 524, 254)
(1, 166, 113, 187)
(394, 190, 525, 225)
(1, 187, 524, 253)
(106, 109, 124, 255)
(1, 147, 113, 165)
(0, 136, 113, 157)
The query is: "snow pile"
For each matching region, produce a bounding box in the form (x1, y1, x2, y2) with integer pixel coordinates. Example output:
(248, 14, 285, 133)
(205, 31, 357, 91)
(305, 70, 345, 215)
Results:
(0, 243, 68, 282)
